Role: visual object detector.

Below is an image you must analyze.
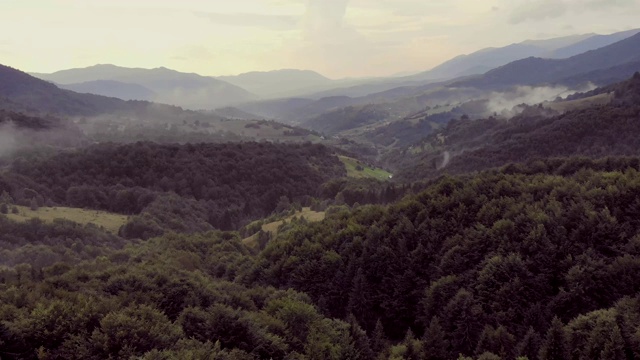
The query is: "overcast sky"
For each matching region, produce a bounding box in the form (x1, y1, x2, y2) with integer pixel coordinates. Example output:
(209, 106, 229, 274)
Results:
(2, 0, 639, 78)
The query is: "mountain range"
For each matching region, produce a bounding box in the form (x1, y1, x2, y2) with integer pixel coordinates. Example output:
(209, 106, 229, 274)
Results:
(32, 65, 257, 110)
(459, 32, 640, 88)
(404, 28, 640, 82)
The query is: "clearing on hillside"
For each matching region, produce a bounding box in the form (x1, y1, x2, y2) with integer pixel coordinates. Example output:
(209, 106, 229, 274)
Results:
(339, 155, 393, 180)
(544, 92, 614, 112)
(242, 207, 325, 248)
(5, 206, 128, 234)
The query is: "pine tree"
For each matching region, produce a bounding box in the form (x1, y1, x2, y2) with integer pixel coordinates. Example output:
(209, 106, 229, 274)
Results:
(370, 319, 387, 355)
(346, 314, 375, 360)
(423, 316, 449, 360)
(515, 327, 541, 360)
(538, 317, 567, 360)
(347, 268, 369, 322)
(403, 328, 421, 360)
(600, 325, 625, 360)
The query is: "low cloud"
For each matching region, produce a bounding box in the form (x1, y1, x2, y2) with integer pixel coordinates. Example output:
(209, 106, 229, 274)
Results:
(508, 0, 638, 24)
(486, 84, 595, 116)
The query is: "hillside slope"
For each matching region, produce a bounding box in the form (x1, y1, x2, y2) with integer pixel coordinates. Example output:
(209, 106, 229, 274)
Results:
(394, 73, 640, 181)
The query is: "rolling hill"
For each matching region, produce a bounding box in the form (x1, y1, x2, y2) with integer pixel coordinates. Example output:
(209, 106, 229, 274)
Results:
(60, 80, 156, 101)
(32, 64, 257, 109)
(0, 64, 134, 115)
(219, 69, 334, 98)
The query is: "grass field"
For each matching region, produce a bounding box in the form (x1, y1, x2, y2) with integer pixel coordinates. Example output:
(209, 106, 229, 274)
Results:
(544, 93, 613, 112)
(242, 207, 325, 248)
(5, 205, 128, 234)
(339, 155, 393, 180)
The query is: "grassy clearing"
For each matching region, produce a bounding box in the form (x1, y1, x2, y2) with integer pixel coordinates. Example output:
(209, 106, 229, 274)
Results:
(339, 155, 393, 180)
(242, 207, 325, 248)
(5, 205, 128, 234)
(544, 93, 613, 112)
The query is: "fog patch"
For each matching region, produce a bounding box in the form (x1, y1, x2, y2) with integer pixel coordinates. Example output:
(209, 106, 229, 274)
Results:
(0, 122, 18, 158)
(486, 83, 596, 117)
(439, 151, 451, 169)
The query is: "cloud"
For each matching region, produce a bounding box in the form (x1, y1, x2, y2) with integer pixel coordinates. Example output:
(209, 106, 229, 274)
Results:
(509, 0, 568, 23)
(196, 11, 298, 30)
(508, 0, 639, 24)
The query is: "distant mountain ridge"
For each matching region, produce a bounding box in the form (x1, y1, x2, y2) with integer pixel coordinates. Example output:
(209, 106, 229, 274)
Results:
(219, 69, 334, 98)
(405, 29, 640, 82)
(59, 80, 156, 101)
(32, 64, 257, 110)
(1, 64, 132, 115)
(459, 32, 640, 88)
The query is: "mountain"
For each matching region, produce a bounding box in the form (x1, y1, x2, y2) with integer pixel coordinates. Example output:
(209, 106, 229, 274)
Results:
(218, 69, 334, 98)
(394, 72, 640, 181)
(549, 28, 640, 58)
(32, 64, 257, 109)
(0, 64, 135, 115)
(406, 29, 639, 82)
(60, 80, 156, 101)
(459, 32, 640, 88)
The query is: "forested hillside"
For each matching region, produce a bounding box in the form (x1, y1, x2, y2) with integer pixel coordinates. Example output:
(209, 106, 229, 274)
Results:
(3, 38, 640, 360)
(2, 157, 640, 359)
(393, 72, 640, 182)
(249, 157, 640, 359)
(2, 142, 346, 234)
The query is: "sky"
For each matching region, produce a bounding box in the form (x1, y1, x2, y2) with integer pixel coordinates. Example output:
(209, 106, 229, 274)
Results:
(1, 0, 639, 78)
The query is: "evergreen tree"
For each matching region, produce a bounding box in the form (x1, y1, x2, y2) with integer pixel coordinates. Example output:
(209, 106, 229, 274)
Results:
(601, 325, 625, 360)
(403, 328, 421, 360)
(370, 319, 387, 355)
(423, 316, 449, 360)
(538, 317, 567, 360)
(515, 327, 541, 360)
(346, 314, 375, 360)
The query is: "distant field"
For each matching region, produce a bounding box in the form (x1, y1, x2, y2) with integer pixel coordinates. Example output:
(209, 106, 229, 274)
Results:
(243, 207, 325, 248)
(5, 205, 128, 234)
(339, 155, 393, 180)
(544, 93, 613, 112)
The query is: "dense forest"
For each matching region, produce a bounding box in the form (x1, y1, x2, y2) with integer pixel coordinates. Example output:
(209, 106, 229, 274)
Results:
(2, 69, 640, 359)
(1, 157, 640, 359)
(2, 142, 346, 234)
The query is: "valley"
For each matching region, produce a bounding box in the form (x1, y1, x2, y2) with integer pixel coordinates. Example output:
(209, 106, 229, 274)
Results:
(2, 16, 640, 360)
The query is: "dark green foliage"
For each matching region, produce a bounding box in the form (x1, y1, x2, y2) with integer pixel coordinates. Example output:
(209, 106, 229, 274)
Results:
(423, 317, 448, 360)
(0, 203, 7, 214)
(515, 327, 542, 360)
(370, 319, 387, 355)
(539, 317, 567, 360)
(0, 231, 353, 359)
(251, 159, 640, 357)
(9, 141, 346, 233)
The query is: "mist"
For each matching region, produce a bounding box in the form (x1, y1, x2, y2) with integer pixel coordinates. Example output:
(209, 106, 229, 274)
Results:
(439, 151, 451, 169)
(0, 122, 18, 158)
(485, 83, 597, 117)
